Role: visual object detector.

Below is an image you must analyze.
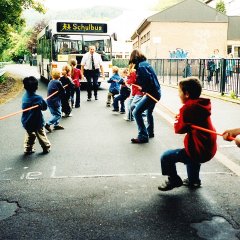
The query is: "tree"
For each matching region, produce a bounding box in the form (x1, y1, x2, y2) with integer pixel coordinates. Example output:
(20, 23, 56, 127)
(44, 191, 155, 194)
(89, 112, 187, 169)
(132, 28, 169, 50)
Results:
(27, 20, 47, 54)
(0, 0, 45, 60)
(216, 0, 226, 14)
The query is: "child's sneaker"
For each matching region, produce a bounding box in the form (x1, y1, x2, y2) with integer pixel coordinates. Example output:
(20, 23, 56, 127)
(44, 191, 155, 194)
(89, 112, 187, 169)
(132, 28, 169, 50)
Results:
(45, 123, 52, 132)
(24, 148, 36, 155)
(112, 109, 119, 112)
(54, 125, 64, 130)
(106, 103, 111, 107)
(182, 178, 201, 188)
(42, 148, 51, 154)
(119, 111, 126, 114)
(149, 133, 155, 138)
(158, 176, 183, 191)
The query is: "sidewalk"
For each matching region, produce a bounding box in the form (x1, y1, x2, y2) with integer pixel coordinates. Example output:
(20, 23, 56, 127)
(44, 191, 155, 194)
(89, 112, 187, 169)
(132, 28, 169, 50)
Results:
(159, 84, 240, 125)
(161, 83, 240, 105)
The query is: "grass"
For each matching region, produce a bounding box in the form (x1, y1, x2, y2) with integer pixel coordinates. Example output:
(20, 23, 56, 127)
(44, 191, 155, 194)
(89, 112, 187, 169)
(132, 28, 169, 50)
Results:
(0, 73, 24, 105)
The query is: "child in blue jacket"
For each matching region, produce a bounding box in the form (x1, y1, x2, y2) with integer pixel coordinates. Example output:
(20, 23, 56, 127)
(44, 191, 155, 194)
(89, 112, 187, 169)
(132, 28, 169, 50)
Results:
(112, 69, 131, 113)
(106, 66, 121, 107)
(21, 76, 51, 154)
(45, 68, 65, 132)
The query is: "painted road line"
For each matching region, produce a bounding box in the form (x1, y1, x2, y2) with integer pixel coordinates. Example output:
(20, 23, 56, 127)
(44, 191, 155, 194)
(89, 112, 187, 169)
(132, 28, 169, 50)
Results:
(0, 171, 233, 181)
(215, 152, 240, 177)
(218, 145, 236, 148)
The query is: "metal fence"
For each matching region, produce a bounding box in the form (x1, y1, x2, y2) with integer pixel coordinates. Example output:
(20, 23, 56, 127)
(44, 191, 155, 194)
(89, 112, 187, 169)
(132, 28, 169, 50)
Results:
(149, 58, 240, 98)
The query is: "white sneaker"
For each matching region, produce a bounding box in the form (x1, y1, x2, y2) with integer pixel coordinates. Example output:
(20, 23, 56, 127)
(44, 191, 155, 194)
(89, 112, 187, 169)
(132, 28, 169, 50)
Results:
(66, 113, 73, 117)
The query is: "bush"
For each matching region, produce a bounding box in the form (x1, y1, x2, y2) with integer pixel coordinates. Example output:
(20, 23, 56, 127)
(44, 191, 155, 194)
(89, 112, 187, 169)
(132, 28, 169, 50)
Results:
(112, 59, 129, 68)
(229, 90, 237, 99)
(0, 75, 5, 84)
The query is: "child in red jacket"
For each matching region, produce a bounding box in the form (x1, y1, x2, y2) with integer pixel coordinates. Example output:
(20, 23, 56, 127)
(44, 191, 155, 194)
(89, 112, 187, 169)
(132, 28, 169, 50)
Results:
(158, 77, 217, 191)
(70, 59, 82, 108)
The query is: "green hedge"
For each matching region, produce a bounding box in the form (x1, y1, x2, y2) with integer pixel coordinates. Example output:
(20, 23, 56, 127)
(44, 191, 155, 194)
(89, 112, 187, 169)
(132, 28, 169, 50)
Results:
(112, 59, 129, 68)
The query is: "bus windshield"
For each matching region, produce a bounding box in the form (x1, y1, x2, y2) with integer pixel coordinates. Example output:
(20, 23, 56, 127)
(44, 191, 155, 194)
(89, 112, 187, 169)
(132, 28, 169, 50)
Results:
(52, 34, 111, 61)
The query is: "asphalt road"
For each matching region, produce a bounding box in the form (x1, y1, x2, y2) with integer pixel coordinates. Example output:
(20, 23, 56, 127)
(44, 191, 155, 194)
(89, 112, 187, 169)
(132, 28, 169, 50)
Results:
(0, 64, 239, 240)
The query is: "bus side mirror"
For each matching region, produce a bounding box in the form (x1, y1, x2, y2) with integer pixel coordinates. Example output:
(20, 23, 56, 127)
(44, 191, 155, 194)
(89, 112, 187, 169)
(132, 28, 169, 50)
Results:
(112, 33, 117, 41)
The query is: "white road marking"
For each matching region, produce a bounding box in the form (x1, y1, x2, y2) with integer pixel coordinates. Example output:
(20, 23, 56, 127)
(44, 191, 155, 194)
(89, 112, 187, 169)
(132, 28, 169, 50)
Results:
(215, 152, 240, 177)
(0, 171, 234, 181)
(25, 172, 42, 180)
(218, 145, 236, 148)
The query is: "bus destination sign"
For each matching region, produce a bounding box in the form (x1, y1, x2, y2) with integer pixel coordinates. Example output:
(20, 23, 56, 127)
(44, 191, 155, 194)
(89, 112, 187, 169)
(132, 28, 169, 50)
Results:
(57, 22, 107, 33)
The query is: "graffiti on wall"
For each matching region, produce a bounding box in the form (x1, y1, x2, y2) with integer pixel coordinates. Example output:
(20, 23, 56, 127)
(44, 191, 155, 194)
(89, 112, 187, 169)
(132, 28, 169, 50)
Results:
(169, 48, 189, 59)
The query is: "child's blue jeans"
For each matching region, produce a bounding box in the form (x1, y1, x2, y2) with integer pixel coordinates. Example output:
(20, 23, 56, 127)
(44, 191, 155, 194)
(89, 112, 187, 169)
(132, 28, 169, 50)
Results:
(113, 94, 127, 112)
(160, 148, 201, 183)
(47, 105, 62, 126)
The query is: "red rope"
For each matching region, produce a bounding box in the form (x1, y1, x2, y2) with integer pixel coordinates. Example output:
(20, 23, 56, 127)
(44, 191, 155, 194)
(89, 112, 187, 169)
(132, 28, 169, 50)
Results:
(130, 83, 236, 140)
(0, 84, 68, 121)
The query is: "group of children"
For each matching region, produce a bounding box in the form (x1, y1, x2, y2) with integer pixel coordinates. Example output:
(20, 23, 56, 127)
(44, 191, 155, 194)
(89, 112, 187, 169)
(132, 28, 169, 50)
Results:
(21, 59, 82, 154)
(106, 64, 146, 122)
(106, 62, 240, 191)
(106, 66, 131, 114)
(21, 58, 240, 192)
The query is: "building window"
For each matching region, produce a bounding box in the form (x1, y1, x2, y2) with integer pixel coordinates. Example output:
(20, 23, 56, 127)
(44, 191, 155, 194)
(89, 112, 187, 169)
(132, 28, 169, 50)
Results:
(147, 31, 150, 41)
(228, 45, 240, 57)
(234, 46, 240, 57)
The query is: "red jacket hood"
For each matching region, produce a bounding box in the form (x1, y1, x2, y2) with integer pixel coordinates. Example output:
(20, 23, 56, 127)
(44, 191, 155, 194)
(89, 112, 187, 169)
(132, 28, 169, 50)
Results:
(174, 98, 217, 163)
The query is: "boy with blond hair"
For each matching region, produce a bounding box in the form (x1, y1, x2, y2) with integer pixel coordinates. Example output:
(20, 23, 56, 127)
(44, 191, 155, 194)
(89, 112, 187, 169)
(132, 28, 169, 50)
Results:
(106, 66, 121, 107)
(45, 68, 65, 132)
(60, 65, 74, 117)
(112, 68, 131, 113)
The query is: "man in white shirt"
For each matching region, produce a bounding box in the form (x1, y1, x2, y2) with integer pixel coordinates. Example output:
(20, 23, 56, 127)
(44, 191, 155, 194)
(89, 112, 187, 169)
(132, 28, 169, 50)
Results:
(81, 45, 105, 101)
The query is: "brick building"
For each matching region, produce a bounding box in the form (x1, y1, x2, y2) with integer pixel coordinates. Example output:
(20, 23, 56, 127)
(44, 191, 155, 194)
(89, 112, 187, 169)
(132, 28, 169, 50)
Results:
(131, 0, 240, 58)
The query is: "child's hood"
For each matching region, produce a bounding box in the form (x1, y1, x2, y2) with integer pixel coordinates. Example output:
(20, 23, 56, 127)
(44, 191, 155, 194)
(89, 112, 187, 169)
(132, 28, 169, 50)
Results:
(184, 98, 212, 119)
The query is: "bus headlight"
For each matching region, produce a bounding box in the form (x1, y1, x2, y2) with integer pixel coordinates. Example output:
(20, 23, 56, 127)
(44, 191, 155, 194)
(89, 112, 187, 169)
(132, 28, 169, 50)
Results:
(100, 72, 109, 77)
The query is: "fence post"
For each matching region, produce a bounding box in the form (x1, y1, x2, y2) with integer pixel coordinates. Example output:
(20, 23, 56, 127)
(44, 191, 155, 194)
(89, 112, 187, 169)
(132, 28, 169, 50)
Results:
(220, 58, 226, 96)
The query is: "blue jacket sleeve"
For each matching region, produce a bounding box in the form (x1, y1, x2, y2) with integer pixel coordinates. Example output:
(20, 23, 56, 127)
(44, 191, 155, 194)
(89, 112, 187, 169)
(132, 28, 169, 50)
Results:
(40, 98, 48, 111)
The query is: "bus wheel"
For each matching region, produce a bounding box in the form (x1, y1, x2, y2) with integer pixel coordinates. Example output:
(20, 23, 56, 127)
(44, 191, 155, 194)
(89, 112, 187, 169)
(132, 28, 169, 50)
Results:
(40, 75, 45, 82)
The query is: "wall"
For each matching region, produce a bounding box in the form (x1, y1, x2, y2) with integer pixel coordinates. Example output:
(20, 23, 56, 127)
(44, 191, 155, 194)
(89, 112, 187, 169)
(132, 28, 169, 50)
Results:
(135, 21, 228, 59)
(153, 22, 228, 58)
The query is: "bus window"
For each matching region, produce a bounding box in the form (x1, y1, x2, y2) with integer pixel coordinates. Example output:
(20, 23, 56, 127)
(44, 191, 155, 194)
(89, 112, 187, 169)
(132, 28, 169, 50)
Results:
(82, 45, 88, 53)
(59, 43, 71, 54)
(100, 52, 110, 61)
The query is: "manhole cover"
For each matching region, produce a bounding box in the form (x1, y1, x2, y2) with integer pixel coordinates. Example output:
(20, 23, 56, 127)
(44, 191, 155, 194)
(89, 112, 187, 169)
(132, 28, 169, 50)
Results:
(0, 201, 19, 221)
(191, 216, 240, 240)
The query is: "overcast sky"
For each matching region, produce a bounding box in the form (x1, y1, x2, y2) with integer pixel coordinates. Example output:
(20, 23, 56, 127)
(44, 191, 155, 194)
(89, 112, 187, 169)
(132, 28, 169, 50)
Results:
(43, 0, 158, 10)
